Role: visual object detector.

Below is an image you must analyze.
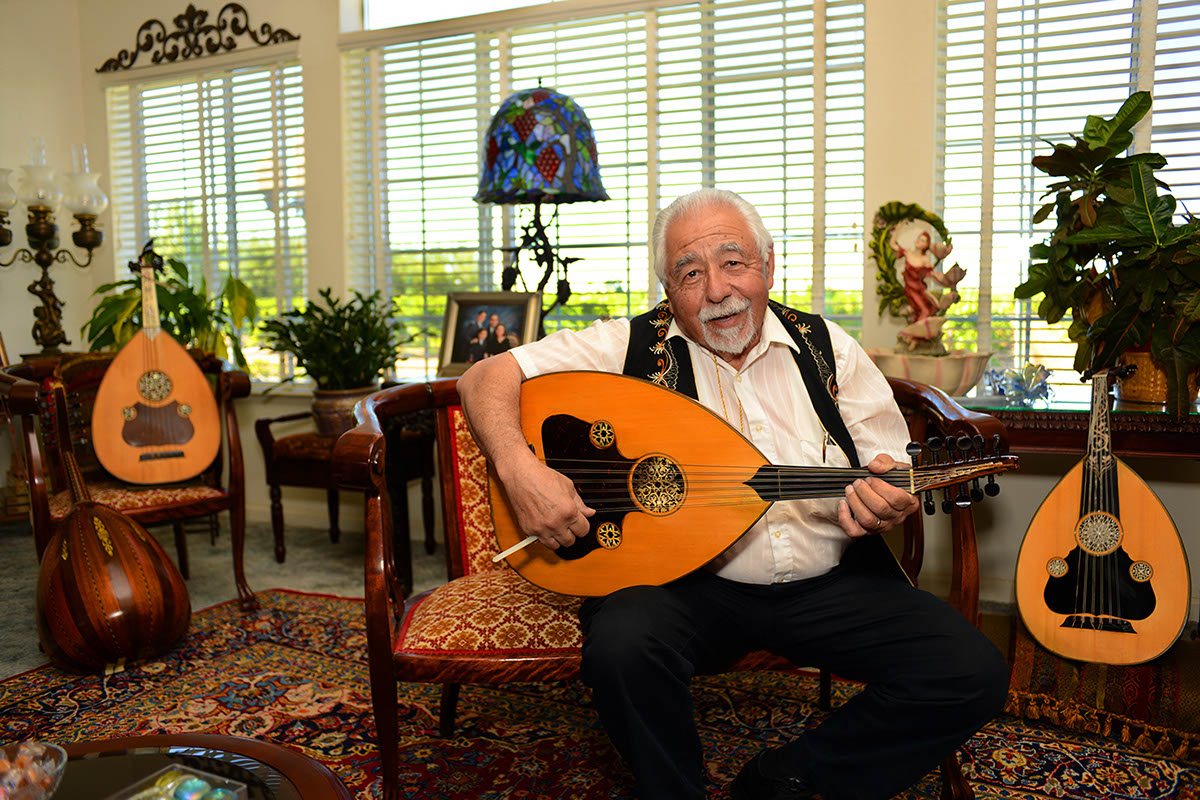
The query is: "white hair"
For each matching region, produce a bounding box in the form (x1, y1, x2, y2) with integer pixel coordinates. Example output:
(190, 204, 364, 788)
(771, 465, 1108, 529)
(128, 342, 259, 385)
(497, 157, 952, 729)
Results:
(651, 189, 774, 285)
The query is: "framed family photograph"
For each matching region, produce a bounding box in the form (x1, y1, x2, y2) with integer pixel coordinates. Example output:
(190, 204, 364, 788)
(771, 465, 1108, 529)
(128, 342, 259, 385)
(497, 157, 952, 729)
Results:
(437, 291, 541, 377)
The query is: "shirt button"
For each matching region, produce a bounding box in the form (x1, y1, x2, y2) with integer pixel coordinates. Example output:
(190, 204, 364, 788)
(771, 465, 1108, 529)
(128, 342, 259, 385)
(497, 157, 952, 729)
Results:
(735, 375, 743, 383)
(755, 424, 763, 432)
(773, 530, 782, 538)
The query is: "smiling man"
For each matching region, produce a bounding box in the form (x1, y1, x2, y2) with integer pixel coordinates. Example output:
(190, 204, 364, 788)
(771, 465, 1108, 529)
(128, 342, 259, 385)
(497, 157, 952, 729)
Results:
(457, 189, 1007, 800)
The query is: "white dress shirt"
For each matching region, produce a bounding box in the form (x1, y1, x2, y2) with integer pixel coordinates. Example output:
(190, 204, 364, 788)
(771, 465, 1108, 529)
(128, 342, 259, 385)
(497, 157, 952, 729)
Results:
(509, 311, 911, 584)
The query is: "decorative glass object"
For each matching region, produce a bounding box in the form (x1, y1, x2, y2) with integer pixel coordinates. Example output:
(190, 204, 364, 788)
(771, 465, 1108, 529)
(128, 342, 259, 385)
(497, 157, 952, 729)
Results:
(475, 86, 608, 204)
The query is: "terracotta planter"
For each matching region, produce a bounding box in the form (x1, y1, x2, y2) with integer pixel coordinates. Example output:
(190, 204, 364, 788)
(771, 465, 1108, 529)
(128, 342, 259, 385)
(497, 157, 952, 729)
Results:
(1115, 351, 1199, 406)
(312, 386, 376, 437)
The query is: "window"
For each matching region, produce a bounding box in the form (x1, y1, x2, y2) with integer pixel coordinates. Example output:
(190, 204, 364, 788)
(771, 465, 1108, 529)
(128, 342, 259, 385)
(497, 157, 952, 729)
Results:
(106, 59, 306, 382)
(939, 0, 1200, 400)
(343, 0, 866, 377)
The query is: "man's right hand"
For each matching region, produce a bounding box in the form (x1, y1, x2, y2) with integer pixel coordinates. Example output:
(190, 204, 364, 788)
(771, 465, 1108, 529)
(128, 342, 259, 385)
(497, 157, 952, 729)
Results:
(496, 456, 595, 550)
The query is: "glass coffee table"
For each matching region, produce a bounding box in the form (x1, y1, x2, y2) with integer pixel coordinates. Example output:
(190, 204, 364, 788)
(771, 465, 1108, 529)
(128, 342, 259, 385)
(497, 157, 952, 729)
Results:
(58, 734, 353, 799)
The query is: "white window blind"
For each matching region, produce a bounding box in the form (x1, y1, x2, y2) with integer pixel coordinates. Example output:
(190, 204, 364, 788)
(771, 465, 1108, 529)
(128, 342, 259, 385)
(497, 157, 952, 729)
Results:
(106, 60, 306, 382)
(939, 0, 1200, 401)
(344, 0, 865, 378)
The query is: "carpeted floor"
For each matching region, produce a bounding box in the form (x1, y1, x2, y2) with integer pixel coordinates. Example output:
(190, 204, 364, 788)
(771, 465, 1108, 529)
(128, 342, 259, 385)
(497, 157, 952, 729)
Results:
(0, 514, 448, 679)
(4, 589, 1199, 799)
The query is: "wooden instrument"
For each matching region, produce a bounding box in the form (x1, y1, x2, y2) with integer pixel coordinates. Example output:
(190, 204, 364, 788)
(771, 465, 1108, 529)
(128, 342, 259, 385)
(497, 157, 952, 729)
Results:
(1015, 369, 1190, 665)
(36, 381, 191, 673)
(91, 241, 220, 484)
(490, 371, 1017, 596)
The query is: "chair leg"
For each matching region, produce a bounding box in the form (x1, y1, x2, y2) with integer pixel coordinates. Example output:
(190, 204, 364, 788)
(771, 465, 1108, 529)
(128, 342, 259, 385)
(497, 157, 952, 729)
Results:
(421, 441, 436, 555)
(269, 483, 286, 563)
(940, 752, 973, 800)
(230, 501, 257, 612)
(818, 669, 832, 711)
(172, 522, 190, 580)
(326, 488, 340, 543)
(438, 683, 461, 738)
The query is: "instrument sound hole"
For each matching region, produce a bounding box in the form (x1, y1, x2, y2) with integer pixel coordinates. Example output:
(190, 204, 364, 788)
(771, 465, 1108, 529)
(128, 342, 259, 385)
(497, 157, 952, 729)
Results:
(1075, 512, 1122, 555)
(1046, 557, 1068, 578)
(630, 455, 685, 515)
(1130, 561, 1153, 582)
(137, 370, 173, 402)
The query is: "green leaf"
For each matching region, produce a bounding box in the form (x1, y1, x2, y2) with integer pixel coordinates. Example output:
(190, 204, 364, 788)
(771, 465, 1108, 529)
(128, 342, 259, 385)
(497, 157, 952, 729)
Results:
(1064, 224, 1139, 245)
(1123, 162, 1175, 245)
(1032, 202, 1056, 224)
(1082, 91, 1151, 148)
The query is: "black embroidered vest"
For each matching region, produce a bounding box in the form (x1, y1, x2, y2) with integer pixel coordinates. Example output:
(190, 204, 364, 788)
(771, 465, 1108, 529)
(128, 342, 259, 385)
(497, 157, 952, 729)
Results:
(621, 299, 860, 468)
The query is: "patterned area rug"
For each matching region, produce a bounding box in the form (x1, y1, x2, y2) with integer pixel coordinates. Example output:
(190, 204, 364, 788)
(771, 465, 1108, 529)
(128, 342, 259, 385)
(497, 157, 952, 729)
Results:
(3, 590, 1199, 799)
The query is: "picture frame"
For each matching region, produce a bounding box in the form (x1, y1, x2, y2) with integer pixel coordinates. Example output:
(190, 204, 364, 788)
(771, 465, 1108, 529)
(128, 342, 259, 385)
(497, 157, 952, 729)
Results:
(437, 291, 541, 377)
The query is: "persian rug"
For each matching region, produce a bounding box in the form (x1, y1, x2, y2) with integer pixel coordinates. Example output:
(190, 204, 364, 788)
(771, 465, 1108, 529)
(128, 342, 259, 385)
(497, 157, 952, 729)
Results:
(3, 589, 1200, 799)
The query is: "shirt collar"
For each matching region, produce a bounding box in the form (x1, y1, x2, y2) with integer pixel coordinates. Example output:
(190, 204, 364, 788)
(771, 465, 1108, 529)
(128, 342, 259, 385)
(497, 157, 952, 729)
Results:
(666, 306, 799, 369)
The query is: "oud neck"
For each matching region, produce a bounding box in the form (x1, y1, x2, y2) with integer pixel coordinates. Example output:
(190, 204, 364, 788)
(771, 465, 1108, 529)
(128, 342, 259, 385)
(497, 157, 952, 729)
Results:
(140, 265, 161, 338)
(1085, 372, 1115, 475)
(745, 462, 1002, 503)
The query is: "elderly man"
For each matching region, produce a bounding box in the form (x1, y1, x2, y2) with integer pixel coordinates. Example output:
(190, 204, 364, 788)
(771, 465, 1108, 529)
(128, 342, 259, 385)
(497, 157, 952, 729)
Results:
(457, 189, 1007, 800)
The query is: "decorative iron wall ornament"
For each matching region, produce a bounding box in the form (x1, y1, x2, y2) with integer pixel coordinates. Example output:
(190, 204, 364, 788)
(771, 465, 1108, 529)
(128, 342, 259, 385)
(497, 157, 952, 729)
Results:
(97, 3, 299, 73)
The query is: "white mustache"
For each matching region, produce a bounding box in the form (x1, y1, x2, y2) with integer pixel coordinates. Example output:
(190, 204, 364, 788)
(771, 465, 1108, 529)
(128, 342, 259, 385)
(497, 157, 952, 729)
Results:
(698, 295, 751, 323)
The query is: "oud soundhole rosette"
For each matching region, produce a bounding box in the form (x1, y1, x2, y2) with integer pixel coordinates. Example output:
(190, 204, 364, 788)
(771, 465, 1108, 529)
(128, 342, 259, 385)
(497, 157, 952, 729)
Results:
(1075, 512, 1122, 555)
(1046, 557, 1068, 578)
(1129, 561, 1153, 583)
(137, 370, 173, 402)
(630, 454, 685, 515)
(596, 522, 622, 549)
(590, 420, 615, 449)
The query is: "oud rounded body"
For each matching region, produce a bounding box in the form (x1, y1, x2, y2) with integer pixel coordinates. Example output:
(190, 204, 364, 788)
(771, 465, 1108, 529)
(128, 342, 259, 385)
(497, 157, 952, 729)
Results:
(36, 501, 191, 673)
(1015, 457, 1190, 665)
(490, 371, 771, 596)
(91, 330, 220, 484)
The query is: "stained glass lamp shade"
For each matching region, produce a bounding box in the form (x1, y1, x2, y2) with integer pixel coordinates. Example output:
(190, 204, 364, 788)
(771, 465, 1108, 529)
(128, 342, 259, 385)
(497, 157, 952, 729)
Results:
(475, 87, 608, 204)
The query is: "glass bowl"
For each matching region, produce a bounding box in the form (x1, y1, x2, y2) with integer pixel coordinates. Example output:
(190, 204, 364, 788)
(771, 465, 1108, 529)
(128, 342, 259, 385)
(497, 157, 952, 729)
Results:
(0, 741, 67, 800)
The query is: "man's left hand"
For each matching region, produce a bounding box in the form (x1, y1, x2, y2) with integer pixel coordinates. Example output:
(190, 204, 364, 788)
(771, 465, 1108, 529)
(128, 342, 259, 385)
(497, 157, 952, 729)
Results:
(838, 453, 919, 538)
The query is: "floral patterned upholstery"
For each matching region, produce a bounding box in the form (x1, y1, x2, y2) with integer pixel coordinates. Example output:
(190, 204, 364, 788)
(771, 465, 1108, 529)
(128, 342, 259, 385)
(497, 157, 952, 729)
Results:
(398, 569, 583, 655)
(49, 482, 227, 520)
(445, 406, 504, 576)
(398, 406, 583, 658)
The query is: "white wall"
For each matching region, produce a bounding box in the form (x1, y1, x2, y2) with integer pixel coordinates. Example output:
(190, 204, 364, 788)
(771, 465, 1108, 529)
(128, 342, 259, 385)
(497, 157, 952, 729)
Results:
(3, 0, 1199, 618)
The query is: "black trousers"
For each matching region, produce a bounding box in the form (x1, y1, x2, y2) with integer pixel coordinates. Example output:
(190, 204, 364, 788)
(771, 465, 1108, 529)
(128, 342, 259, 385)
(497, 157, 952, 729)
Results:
(578, 539, 1009, 800)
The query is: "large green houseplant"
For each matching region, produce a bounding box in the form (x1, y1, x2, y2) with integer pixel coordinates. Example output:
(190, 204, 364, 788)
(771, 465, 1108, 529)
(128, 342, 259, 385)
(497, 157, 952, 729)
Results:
(259, 288, 418, 434)
(83, 255, 258, 370)
(1015, 92, 1200, 418)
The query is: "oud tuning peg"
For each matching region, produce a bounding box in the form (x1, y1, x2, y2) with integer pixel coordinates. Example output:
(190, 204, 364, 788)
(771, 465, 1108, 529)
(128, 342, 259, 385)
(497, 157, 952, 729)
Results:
(941, 437, 957, 513)
(969, 434, 986, 501)
(908, 441, 935, 515)
(984, 434, 1002, 497)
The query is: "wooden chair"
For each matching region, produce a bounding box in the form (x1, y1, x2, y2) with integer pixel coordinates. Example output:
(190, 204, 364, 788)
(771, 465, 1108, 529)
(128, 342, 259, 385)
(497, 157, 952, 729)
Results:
(333, 376, 1007, 800)
(1, 351, 257, 610)
(256, 408, 436, 595)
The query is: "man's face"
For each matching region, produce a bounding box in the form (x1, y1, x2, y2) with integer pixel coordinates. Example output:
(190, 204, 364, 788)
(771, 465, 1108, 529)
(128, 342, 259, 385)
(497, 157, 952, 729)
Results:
(663, 203, 774, 367)
(476, 311, 487, 325)
(489, 314, 499, 328)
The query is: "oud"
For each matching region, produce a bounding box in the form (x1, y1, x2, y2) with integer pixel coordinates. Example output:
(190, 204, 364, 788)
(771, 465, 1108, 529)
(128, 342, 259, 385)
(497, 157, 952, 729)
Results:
(490, 371, 1017, 596)
(1015, 369, 1190, 664)
(91, 242, 220, 484)
(37, 383, 191, 673)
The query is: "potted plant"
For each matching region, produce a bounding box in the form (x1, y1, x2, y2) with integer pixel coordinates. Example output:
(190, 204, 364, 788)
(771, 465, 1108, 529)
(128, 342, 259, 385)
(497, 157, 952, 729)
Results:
(259, 288, 418, 435)
(83, 254, 258, 370)
(1014, 91, 1200, 418)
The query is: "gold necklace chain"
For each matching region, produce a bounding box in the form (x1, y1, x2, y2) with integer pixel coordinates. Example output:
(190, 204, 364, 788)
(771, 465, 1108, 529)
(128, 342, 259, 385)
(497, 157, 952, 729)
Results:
(711, 351, 747, 434)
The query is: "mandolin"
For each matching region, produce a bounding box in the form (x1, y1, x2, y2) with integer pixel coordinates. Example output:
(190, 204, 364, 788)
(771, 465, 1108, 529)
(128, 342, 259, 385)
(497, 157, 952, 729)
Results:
(91, 241, 220, 484)
(37, 381, 191, 673)
(1015, 369, 1190, 665)
(490, 371, 1017, 596)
